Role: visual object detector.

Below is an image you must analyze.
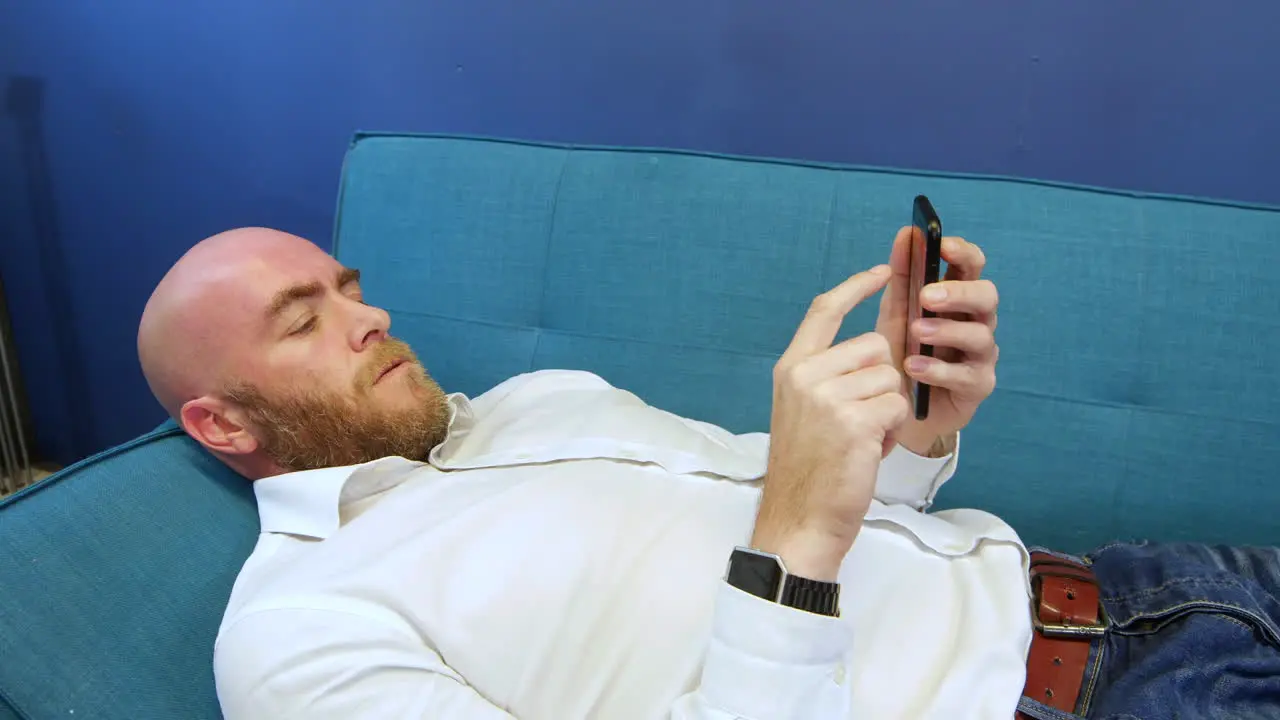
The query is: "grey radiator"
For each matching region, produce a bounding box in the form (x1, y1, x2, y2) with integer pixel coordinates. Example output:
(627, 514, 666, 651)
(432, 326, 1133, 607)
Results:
(0, 271, 34, 495)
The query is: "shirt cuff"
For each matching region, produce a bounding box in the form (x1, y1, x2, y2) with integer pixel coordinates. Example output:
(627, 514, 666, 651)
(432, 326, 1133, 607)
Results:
(697, 583, 852, 718)
(874, 433, 960, 510)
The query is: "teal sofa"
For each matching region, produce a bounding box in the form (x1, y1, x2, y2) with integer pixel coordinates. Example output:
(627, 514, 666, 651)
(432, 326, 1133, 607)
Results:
(2, 134, 1277, 719)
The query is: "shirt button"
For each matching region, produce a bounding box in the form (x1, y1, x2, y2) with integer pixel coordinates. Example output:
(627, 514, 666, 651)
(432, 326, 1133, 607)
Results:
(833, 665, 846, 685)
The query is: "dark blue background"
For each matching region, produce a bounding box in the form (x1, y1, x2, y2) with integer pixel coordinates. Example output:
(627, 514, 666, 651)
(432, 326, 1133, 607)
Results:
(1, 1, 1277, 465)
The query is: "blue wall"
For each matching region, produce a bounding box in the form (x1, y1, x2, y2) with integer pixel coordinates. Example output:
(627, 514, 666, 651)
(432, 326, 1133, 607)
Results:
(2, 1, 1277, 465)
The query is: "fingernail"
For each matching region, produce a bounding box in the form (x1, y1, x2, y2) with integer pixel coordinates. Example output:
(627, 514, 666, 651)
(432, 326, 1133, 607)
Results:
(922, 286, 947, 303)
(873, 264, 891, 275)
(906, 356, 930, 374)
(915, 319, 940, 336)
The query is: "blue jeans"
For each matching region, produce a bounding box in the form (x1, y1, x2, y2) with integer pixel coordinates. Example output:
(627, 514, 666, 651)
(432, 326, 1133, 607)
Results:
(1016, 542, 1280, 720)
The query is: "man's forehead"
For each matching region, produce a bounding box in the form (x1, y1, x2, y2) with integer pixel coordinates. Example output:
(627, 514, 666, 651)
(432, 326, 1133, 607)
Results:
(205, 252, 346, 317)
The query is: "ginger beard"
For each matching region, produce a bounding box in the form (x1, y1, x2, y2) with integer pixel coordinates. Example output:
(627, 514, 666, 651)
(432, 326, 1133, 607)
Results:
(224, 338, 451, 472)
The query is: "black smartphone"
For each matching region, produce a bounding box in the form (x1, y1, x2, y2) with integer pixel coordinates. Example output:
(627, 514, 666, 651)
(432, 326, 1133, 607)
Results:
(908, 195, 943, 420)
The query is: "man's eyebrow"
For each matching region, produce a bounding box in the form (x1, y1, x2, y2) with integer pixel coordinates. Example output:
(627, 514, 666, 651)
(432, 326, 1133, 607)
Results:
(266, 268, 362, 320)
(266, 281, 323, 319)
(338, 267, 361, 287)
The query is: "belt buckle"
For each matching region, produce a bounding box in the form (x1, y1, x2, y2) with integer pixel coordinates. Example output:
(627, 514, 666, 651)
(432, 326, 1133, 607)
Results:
(1030, 568, 1109, 639)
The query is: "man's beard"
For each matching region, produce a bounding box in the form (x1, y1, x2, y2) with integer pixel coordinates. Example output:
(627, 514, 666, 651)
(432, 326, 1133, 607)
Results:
(224, 339, 451, 473)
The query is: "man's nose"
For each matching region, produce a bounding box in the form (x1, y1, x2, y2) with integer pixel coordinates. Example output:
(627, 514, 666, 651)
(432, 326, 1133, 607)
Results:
(351, 303, 392, 351)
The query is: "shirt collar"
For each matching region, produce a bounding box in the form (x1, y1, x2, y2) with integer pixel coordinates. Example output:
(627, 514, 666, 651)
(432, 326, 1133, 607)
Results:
(252, 393, 473, 540)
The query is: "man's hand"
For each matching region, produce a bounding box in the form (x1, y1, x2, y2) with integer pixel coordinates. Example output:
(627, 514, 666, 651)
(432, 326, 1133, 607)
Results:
(875, 228, 1000, 456)
(752, 265, 911, 582)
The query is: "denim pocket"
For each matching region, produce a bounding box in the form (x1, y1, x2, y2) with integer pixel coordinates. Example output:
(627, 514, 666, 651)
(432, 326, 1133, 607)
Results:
(1090, 543, 1280, 652)
(1089, 608, 1280, 719)
(1083, 543, 1280, 719)
(1112, 597, 1280, 651)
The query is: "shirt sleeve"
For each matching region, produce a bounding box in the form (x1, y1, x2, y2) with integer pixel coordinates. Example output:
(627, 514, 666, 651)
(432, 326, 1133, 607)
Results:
(873, 433, 960, 510)
(672, 583, 853, 718)
(214, 597, 853, 720)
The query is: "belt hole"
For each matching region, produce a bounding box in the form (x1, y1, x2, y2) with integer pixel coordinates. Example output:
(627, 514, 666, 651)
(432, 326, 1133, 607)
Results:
(1053, 656, 1062, 666)
(1045, 688, 1055, 699)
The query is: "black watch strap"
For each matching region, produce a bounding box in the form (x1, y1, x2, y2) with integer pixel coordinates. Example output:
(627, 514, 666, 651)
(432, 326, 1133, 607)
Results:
(780, 574, 842, 617)
(725, 546, 841, 617)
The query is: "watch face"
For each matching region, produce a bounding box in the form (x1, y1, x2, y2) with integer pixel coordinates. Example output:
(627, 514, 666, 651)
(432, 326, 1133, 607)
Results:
(726, 548, 784, 601)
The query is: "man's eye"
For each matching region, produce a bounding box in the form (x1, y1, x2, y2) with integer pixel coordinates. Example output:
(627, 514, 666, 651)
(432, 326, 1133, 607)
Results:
(291, 317, 318, 335)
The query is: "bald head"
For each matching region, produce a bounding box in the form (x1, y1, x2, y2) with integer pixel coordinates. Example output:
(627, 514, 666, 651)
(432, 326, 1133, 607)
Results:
(138, 227, 333, 419)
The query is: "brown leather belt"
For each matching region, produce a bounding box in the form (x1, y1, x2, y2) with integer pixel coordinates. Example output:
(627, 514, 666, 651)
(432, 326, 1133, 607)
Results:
(1015, 551, 1108, 718)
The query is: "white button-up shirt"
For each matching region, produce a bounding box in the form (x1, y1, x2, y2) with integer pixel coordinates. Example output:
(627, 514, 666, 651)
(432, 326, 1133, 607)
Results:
(214, 370, 1033, 719)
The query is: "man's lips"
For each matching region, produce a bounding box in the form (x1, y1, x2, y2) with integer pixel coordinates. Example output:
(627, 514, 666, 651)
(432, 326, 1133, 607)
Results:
(374, 358, 409, 384)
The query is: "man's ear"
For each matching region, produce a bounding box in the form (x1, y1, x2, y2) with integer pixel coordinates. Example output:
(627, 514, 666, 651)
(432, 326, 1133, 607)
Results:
(180, 396, 260, 456)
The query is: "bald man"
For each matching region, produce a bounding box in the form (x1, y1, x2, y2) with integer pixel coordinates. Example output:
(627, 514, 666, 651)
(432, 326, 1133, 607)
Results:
(139, 227, 452, 478)
(141, 228, 1280, 720)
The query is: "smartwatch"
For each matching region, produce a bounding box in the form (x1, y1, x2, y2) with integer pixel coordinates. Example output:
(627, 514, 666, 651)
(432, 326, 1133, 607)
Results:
(724, 546, 841, 617)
